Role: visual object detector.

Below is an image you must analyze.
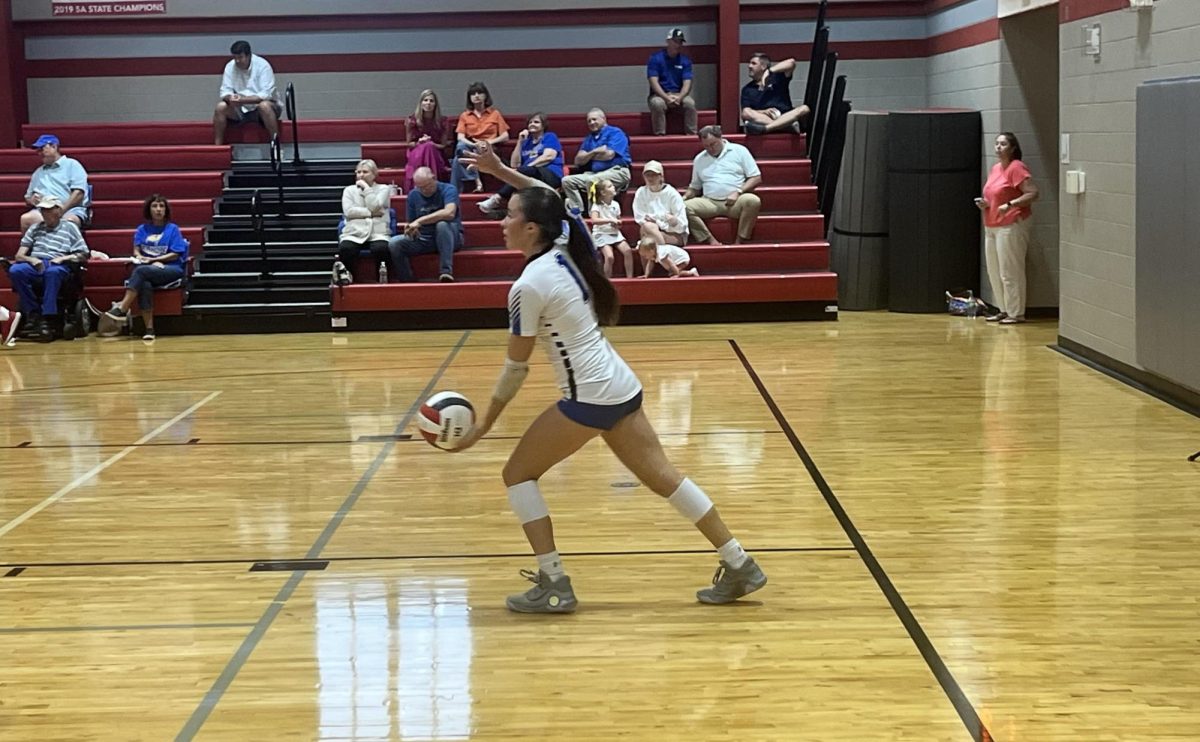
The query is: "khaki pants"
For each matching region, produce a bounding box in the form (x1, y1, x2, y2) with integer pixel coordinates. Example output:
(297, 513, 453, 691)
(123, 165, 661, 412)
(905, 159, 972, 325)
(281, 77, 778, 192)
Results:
(562, 167, 631, 212)
(984, 217, 1031, 318)
(648, 94, 698, 136)
(685, 194, 762, 242)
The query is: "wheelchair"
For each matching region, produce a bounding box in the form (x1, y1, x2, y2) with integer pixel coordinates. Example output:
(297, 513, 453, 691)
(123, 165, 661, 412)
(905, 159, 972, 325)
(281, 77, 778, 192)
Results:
(1, 259, 91, 341)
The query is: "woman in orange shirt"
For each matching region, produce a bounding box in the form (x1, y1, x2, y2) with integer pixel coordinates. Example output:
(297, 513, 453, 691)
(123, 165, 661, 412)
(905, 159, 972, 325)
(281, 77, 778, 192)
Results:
(451, 82, 509, 194)
(976, 132, 1039, 324)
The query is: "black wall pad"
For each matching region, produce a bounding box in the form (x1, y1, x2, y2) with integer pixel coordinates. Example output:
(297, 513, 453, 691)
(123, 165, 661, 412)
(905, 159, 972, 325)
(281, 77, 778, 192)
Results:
(886, 110, 981, 313)
(831, 111, 890, 310)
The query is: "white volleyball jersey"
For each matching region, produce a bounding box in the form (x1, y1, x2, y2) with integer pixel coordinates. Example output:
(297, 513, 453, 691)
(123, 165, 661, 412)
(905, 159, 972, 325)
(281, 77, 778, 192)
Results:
(508, 247, 642, 405)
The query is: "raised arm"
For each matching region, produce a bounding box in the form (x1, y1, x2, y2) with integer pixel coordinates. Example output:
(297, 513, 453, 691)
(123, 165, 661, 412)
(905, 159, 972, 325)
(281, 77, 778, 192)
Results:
(462, 141, 552, 191)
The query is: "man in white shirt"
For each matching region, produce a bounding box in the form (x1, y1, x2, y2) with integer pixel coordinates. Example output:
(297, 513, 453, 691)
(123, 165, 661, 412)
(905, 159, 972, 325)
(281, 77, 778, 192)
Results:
(213, 40, 281, 145)
(683, 125, 763, 245)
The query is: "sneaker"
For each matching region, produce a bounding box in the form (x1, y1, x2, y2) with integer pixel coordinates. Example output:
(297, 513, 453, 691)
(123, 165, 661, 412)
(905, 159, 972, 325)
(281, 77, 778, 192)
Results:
(998, 315, 1025, 325)
(438, 273, 454, 283)
(506, 569, 578, 614)
(33, 318, 54, 344)
(105, 304, 129, 321)
(696, 557, 768, 605)
(477, 194, 503, 218)
(142, 329, 156, 342)
(0, 308, 20, 347)
(985, 312, 1007, 322)
(743, 121, 767, 135)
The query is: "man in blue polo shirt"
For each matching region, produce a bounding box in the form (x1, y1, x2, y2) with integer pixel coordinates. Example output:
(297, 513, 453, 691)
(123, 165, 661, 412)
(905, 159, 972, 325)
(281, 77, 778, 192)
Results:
(741, 52, 811, 135)
(647, 27, 698, 136)
(21, 134, 90, 232)
(561, 108, 632, 213)
(388, 167, 463, 283)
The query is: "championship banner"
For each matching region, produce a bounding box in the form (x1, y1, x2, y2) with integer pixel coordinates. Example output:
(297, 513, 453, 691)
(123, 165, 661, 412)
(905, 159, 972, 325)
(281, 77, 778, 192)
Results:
(52, 1, 167, 16)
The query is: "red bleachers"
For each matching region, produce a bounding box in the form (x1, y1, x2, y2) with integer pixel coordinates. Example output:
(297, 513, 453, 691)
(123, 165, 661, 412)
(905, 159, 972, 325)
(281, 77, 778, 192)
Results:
(0, 172, 224, 201)
(362, 133, 805, 169)
(452, 215, 824, 249)
(20, 112, 720, 149)
(332, 273, 837, 314)
(0, 199, 213, 229)
(391, 185, 819, 216)
(0, 146, 231, 174)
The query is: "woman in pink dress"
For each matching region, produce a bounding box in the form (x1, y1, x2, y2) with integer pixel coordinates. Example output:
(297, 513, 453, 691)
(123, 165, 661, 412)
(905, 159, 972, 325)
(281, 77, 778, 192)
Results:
(404, 89, 452, 191)
(976, 131, 1039, 324)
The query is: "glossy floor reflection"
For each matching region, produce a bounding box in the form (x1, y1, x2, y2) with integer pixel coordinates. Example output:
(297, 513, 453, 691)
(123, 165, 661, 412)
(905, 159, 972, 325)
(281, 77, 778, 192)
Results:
(0, 315, 1197, 741)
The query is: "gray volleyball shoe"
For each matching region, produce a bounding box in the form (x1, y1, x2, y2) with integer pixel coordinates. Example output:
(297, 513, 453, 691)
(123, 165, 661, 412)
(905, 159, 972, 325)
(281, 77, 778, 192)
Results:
(506, 569, 578, 614)
(696, 557, 768, 604)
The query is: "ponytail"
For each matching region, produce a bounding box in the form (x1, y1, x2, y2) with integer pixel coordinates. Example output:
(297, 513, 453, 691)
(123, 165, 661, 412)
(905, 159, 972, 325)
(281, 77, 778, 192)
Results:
(517, 186, 620, 326)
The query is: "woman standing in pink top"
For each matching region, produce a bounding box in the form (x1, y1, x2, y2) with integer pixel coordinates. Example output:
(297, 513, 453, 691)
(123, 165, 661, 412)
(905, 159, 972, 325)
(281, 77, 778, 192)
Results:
(976, 132, 1039, 324)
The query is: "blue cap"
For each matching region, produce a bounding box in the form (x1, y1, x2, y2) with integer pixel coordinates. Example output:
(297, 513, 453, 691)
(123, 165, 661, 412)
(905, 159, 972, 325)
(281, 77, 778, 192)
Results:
(31, 134, 59, 149)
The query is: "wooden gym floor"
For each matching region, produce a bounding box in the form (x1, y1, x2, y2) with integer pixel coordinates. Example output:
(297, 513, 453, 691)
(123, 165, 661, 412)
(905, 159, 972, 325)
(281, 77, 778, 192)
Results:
(0, 313, 1197, 741)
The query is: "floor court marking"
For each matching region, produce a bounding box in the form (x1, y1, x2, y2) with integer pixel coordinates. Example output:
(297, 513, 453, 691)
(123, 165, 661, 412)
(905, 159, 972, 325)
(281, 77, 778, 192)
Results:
(0, 546, 856, 572)
(729, 339, 992, 742)
(0, 622, 258, 635)
(175, 331, 471, 742)
(0, 391, 223, 541)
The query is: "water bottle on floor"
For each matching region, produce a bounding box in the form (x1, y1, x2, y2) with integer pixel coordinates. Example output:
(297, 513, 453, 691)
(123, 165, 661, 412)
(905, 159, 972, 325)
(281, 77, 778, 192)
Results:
(378, 261, 388, 284)
(966, 290, 978, 319)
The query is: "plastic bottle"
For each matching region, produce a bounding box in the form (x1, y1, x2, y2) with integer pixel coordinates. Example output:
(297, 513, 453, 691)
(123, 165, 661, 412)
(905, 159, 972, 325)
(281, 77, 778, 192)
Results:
(378, 261, 388, 284)
(966, 289, 978, 319)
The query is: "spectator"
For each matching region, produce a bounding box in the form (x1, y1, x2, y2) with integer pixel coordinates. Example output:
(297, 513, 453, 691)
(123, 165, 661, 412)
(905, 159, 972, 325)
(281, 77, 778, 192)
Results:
(404, 89, 453, 192)
(647, 28, 698, 136)
(452, 82, 510, 195)
(102, 195, 188, 342)
(632, 160, 688, 249)
(977, 132, 1039, 325)
(389, 166, 462, 283)
(21, 134, 90, 232)
(334, 159, 395, 284)
(684, 126, 762, 245)
(7, 197, 89, 342)
(478, 112, 563, 218)
(562, 108, 632, 213)
(637, 238, 698, 278)
(213, 40, 281, 146)
(589, 178, 633, 278)
(740, 52, 810, 136)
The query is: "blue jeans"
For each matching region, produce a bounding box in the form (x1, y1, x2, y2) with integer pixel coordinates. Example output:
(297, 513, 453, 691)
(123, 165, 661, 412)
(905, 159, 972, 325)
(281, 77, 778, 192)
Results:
(126, 263, 185, 310)
(450, 140, 479, 193)
(9, 260, 72, 316)
(388, 222, 463, 281)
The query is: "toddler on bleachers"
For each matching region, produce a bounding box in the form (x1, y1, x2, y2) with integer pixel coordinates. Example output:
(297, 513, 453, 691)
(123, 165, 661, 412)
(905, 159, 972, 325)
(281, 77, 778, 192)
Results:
(638, 237, 699, 278)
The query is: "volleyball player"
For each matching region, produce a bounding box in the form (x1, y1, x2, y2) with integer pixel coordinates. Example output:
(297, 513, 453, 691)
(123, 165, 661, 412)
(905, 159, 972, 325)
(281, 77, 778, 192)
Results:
(455, 142, 767, 613)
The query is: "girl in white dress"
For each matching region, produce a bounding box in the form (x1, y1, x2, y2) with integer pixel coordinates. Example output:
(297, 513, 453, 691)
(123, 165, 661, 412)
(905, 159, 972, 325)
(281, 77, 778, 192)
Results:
(637, 237, 699, 278)
(589, 178, 633, 278)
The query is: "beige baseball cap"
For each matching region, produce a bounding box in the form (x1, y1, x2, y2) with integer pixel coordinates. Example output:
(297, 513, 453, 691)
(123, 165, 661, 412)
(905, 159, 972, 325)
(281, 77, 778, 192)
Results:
(643, 160, 664, 174)
(35, 196, 64, 209)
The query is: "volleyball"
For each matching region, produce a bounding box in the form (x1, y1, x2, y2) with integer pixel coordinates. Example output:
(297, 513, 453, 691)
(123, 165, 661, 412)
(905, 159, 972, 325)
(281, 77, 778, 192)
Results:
(417, 391, 475, 450)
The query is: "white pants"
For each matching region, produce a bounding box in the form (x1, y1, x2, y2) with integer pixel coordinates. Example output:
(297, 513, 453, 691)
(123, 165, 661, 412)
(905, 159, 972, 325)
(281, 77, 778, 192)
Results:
(984, 218, 1031, 319)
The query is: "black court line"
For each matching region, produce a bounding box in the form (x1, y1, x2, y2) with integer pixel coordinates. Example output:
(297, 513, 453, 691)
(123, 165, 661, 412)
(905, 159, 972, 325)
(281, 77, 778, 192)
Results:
(0, 545, 854, 572)
(729, 339, 991, 742)
(175, 330, 471, 741)
(16, 441, 31, 448)
(4, 567, 24, 577)
(7, 429, 785, 451)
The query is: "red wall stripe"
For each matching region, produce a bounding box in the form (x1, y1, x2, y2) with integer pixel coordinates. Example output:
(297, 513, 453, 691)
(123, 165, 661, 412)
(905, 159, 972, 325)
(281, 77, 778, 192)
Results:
(927, 17, 999, 55)
(1059, 0, 1130, 23)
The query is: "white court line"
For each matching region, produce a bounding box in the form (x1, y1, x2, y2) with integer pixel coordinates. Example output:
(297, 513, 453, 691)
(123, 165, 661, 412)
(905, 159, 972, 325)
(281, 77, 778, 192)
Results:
(0, 391, 222, 540)
(0, 390, 221, 397)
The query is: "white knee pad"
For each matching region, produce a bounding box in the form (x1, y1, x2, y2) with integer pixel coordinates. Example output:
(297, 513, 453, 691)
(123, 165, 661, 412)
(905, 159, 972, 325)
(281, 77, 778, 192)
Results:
(507, 480, 549, 525)
(667, 478, 714, 524)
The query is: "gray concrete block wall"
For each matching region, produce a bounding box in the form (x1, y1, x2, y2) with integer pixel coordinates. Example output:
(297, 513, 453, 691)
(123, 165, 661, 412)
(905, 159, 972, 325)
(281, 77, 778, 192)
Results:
(1059, 0, 1200, 366)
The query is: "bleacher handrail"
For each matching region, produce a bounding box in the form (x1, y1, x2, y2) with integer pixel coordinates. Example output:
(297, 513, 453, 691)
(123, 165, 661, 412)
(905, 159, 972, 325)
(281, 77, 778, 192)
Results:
(285, 83, 302, 164)
(810, 51, 839, 174)
(251, 189, 270, 279)
(802, 1, 829, 117)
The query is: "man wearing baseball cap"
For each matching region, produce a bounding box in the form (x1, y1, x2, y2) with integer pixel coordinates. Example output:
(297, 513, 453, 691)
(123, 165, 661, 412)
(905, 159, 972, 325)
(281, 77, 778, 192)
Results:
(7, 196, 90, 342)
(21, 134, 91, 232)
(647, 27, 697, 136)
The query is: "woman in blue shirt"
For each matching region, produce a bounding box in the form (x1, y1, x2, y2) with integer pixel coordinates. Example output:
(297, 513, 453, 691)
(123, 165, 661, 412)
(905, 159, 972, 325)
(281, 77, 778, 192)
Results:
(104, 194, 188, 340)
(477, 112, 563, 218)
